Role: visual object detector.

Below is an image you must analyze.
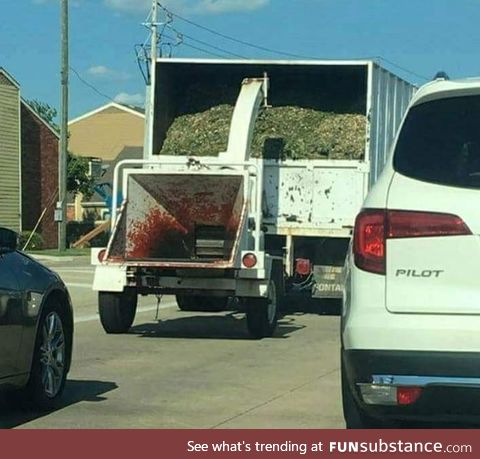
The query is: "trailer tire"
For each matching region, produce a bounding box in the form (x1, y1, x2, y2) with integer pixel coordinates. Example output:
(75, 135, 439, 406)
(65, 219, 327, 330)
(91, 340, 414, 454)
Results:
(99, 289, 138, 334)
(176, 295, 228, 312)
(245, 261, 284, 339)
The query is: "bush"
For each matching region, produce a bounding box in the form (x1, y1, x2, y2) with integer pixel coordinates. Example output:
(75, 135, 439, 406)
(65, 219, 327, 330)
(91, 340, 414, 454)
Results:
(20, 231, 44, 251)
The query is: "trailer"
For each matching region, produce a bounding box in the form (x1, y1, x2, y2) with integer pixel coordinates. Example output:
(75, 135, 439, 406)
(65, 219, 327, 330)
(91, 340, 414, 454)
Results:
(92, 53, 415, 338)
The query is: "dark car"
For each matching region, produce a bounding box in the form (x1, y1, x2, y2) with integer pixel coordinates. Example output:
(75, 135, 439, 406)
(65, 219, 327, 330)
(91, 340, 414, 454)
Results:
(0, 227, 73, 408)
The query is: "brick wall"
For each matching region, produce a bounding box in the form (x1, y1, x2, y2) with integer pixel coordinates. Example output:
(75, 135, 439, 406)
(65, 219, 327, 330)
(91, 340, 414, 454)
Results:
(21, 104, 59, 249)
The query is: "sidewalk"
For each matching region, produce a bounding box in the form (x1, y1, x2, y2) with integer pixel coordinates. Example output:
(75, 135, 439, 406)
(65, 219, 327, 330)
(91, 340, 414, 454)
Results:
(26, 249, 91, 264)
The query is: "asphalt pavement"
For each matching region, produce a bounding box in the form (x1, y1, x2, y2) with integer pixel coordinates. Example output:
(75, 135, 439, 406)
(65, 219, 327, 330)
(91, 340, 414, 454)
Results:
(1, 256, 344, 429)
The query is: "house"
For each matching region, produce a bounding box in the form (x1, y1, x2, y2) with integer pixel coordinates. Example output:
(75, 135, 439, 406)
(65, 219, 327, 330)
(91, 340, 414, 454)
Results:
(81, 146, 143, 222)
(67, 102, 145, 222)
(0, 68, 21, 233)
(69, 102, 145, 161)
(0, 67, 60, 248)
(21, 100, 59, 249)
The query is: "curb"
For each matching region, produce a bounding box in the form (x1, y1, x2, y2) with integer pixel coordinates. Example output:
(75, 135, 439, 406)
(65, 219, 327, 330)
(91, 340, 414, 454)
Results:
(29, 254, 75, 262)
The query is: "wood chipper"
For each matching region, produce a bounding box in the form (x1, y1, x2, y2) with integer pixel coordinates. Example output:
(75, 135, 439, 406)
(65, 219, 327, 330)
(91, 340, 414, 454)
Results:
(93, 74, 285, 338)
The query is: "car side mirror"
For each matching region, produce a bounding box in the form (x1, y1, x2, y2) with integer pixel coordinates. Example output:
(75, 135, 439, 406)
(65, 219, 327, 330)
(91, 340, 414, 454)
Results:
(0, 228, 18, 254)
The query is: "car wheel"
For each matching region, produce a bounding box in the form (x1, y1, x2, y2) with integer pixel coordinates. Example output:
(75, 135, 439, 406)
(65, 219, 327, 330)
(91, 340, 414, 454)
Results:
(27, 301, 71, 410)
(99, 289, 138, 334)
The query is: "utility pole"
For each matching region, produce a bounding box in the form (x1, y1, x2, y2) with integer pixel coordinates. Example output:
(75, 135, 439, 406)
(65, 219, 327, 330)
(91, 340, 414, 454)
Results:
(146, 0, 158, 160)
(58, 0, 69, 251)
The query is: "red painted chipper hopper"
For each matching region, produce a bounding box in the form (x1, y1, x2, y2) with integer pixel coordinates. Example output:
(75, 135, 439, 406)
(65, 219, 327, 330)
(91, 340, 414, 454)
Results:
(108, 172, 247, 267)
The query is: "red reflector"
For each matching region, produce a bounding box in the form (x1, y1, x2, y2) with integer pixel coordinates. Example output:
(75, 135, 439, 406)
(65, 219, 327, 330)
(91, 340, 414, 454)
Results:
(295, 258, 311, 276)
(388, 210, 471, 239)
(98, 249, 107, 263)
(353, 210, 386, 275)
(397, 386, 422, 405)
(242, 253, 257, 268)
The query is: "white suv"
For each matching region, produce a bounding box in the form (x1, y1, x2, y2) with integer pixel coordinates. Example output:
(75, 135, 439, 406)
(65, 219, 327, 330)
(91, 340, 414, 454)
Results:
(342, 76, 480, 428)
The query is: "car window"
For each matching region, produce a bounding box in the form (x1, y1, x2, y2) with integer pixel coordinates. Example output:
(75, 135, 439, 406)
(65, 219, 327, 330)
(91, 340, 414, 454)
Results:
(7, 252, 48, 291)
(393, 94, 480, 189)
(0, 255, 19, 291)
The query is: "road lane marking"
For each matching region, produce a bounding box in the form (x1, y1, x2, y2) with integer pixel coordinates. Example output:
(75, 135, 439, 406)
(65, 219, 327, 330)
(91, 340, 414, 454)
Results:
(66, 283, 93, 289)
(54, 269, 94, 274)
(74, 302, 177, 324)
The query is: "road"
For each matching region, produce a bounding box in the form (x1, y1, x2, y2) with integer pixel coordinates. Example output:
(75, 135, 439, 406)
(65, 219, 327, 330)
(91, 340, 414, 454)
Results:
(1, 257, 344, 429)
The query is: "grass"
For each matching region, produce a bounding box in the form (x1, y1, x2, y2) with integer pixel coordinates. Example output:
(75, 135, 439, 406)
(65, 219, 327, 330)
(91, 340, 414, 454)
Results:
(26, 247, 91, 257)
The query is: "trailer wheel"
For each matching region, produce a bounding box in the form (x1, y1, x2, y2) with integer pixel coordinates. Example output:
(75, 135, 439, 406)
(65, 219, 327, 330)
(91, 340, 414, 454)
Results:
(176, 295, 228, 312)
(99, 289, 138, 334)
(245, 261, 284, 339)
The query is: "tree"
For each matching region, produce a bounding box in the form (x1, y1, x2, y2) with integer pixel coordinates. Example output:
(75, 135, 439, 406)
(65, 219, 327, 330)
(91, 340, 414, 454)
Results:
(67, 153, 95, 198)
(28, 99, 60, 132)
(27, 99, 95, 198)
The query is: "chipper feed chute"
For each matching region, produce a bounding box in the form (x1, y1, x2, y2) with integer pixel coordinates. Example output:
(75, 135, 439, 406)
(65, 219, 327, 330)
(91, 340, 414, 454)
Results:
(108, 173, 246, 265)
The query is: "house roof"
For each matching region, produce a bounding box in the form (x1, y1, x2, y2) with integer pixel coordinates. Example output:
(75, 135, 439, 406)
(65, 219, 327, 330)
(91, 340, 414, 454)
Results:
(0, 67, 20, 89)
(69, 102, 145, 126)
(21, 98, 60, 139)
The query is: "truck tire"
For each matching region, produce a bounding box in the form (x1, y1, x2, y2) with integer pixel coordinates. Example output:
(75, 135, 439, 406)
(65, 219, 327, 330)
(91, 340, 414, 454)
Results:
(176, 295, 228, 312)
(99, 289, 138, 334)
(245, 260, 284, 339)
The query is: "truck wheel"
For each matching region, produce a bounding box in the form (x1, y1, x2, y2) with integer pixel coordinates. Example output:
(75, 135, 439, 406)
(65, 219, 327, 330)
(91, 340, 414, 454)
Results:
(176, 295, 228, 312)
(176, 295, 196, 311)
(99, 289, 137, 334)
(245, 281, 278, 339)
(245, 260, 284, 339)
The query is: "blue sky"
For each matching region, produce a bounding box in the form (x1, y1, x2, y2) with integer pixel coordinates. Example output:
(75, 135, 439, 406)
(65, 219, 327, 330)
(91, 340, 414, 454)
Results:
(2, 0, 480, 119)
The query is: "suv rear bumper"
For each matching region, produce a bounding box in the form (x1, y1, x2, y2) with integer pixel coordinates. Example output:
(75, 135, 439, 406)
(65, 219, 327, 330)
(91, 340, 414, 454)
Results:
(343, 349, 480, 423)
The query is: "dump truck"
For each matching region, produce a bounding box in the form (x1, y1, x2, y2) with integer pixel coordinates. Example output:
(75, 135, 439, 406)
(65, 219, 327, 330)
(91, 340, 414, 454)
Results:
(92, 54, 416, 338)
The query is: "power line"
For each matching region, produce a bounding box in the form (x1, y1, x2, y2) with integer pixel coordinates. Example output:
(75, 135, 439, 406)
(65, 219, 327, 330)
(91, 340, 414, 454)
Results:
(157, 2, 313, 60)
(157, 2, 429, 83)
(162, 33, 228, 59)
(170, 28, 249, 59)
(374, 56, 429, 82)
(70, 66, 117, 102)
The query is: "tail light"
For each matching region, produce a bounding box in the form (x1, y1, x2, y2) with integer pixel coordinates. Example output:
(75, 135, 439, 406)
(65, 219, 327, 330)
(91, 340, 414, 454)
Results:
(397, 386, 423, 406)
(295, 258, 312, 276)
(359, 384, 422, 405)
(354, 210, 386, 274)
(98, 249, 107, 263)
(354, 209, 472, 275)
(242, 253, 257, 268)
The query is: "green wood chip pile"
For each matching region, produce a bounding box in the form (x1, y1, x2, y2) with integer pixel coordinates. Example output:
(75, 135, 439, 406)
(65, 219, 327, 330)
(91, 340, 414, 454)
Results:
(160, 105, 366, 160)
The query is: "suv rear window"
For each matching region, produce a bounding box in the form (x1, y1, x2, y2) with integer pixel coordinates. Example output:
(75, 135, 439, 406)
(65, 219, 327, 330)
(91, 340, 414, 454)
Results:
(394, 95, 480, 189)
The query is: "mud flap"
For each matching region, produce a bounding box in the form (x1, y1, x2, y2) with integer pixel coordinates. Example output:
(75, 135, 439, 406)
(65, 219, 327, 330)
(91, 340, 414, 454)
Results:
(312, 265, 343, 299)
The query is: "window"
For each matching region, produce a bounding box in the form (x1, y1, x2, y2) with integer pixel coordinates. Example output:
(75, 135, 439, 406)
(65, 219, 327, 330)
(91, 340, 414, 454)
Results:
(394, 95, 480, 189)
(0, 257, 18, 291)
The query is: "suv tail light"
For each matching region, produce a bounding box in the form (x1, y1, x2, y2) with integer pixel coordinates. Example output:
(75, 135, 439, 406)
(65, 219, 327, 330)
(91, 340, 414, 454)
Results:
(354, 209, 472, 275)
(354, 210, 386, 275)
